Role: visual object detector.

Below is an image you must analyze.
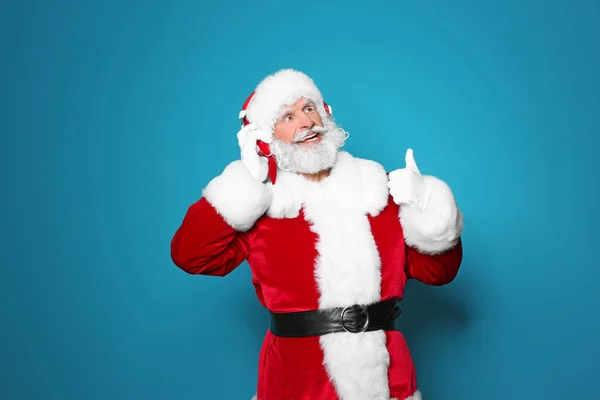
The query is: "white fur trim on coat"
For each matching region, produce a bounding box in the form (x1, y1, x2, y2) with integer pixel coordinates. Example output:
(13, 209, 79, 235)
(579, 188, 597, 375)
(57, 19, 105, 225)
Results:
(202, 160, 271, 231)
(403, 390, 422, 400)
(245, 69, 329, 136)
(268, 151, 392, 400)
(266, 151, 389, 219)
(253, 389, 421, 399)
(400, 175, 463, 254)
(391, 390, 423, 400)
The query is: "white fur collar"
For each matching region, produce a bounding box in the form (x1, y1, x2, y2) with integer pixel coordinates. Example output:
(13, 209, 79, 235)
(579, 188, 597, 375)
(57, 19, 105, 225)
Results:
(266, 151, 389, 219)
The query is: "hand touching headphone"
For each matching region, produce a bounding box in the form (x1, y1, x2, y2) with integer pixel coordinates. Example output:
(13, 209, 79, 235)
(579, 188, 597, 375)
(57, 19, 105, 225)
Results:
(237, 91, 333, 184)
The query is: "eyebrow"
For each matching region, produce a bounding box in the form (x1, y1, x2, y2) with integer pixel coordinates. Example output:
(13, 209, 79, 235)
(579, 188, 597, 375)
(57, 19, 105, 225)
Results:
(277, 98, 315, 119)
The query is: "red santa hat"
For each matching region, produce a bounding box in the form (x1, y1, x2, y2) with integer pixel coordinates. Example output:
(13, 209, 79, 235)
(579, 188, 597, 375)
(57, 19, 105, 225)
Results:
(238, 69, 333, 183)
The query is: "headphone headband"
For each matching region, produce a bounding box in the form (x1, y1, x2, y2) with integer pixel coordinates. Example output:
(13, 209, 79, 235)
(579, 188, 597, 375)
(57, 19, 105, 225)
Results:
(238, 91, 256, 127)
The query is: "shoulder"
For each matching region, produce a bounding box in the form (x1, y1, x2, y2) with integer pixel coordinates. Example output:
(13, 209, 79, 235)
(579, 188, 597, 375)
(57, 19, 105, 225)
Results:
(333, 151, 390, 216)
(266, 151, 391, 219)
(334, 151, 387, 179)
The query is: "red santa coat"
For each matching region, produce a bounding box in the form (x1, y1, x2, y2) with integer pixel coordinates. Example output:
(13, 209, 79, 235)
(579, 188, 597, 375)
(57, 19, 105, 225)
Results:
(171, 151, 463, 400)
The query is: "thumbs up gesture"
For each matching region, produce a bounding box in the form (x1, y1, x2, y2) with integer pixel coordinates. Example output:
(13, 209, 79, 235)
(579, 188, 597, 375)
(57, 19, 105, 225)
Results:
(388, 149, 432, 211)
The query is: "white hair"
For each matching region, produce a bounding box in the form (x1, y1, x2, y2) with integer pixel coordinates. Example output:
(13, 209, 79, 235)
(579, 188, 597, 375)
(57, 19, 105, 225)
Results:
(270, 117, 349, 175)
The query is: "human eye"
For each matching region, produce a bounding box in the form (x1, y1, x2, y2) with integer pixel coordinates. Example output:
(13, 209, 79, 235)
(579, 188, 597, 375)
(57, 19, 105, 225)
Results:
(304, 105, 315, 113)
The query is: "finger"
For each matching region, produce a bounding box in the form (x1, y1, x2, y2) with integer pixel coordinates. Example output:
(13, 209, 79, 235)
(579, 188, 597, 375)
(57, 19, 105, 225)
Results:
(251, 127, 272, 144)
(388, 168, 410, 180)
(256, 130, 273, 144)
(405, 148, 421, 174)
(389, 190, 411, 205)
(237, 124, 258, 147)
(237, 124, 256, 138)
(243, 123, 256, 132)
(387, 169, 400, 181)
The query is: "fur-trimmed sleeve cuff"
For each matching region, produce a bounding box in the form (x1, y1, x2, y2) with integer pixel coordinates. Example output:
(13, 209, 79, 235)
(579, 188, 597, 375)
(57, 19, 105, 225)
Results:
(202, 160, 272, 232)
(400, 175, 463, 254)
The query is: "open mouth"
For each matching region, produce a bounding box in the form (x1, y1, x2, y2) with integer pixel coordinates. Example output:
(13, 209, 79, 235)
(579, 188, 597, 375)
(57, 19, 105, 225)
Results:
(300, 132, 320, 142)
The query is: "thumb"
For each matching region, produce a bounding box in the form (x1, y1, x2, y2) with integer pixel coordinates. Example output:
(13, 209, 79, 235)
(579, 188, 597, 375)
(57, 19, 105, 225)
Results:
(405, 148, 421, 174)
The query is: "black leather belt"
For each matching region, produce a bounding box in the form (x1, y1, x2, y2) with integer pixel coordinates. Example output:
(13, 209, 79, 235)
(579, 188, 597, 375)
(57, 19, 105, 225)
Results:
(269, 298, 402, 338)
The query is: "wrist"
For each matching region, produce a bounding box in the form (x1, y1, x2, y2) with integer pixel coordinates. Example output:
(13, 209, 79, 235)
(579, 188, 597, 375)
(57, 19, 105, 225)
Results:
(400, 175, 463, 254)
(203, 160, 271, 231)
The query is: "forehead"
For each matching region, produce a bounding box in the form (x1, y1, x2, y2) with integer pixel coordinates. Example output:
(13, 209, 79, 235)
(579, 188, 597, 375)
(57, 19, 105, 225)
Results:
(282, 97, 313, 112)
(275, 97, 314, 121)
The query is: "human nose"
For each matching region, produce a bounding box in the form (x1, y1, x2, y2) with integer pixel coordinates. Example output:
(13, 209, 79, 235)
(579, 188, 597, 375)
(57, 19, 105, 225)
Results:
(298, 112, 314, 130)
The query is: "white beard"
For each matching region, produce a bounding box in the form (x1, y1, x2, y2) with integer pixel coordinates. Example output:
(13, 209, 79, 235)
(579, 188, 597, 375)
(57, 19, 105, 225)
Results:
(270, 118, 348, 175)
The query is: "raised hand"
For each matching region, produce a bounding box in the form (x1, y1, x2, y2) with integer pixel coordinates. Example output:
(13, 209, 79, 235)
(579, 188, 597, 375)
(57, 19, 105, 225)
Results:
(237, 123, 273, 183)
(388, 148, 431, 211)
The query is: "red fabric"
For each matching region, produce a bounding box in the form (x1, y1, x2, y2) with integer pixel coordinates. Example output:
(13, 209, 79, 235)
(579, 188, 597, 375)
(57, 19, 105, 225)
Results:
(241, 91, 277, 184)
(256, 140, 277, 184)
(405, 236, 463, 286)
(369, 197, 418, 399)
(170, 197, 250, 276)
(248, 211, 343, 398)
(171, 195, 463, 400)
(241, 91, 255, 126)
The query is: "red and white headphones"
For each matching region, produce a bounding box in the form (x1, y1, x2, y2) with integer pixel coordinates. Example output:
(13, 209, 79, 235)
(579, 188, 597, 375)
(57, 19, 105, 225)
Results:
(238, 91, 332, 184)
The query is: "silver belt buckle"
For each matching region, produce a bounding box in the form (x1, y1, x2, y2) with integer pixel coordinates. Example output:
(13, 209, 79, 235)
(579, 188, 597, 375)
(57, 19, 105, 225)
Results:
(340, 304, 369, 333)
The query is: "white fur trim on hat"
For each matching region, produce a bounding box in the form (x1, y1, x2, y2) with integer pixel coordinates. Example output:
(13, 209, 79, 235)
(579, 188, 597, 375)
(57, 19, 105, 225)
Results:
(245, 69, 328, 135)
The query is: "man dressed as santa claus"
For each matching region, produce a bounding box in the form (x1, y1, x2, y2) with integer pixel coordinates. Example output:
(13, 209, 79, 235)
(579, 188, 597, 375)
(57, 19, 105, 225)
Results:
(171, 69, 464, 400)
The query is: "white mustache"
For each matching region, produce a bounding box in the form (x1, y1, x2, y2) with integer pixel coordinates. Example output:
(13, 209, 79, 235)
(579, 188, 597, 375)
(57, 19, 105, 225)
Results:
(292, 125, 328, 143)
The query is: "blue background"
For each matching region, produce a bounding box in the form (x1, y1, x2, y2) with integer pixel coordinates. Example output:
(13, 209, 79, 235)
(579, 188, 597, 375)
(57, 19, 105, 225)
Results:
(2, 0, 599, 398)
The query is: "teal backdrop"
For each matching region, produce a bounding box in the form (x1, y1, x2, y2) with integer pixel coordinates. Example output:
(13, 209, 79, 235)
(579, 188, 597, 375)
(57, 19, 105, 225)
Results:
(2, 0, 599, 398)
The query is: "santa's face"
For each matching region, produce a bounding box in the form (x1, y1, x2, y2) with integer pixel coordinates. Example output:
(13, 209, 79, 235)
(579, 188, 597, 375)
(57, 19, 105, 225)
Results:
(270, 97, 347, 175)
(273, 97, 324, 146)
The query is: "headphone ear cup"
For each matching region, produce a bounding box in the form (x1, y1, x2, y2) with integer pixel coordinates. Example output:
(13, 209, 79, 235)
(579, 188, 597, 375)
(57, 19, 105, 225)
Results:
(240, 91, 256, 127)
(324, 102, 332, 116)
